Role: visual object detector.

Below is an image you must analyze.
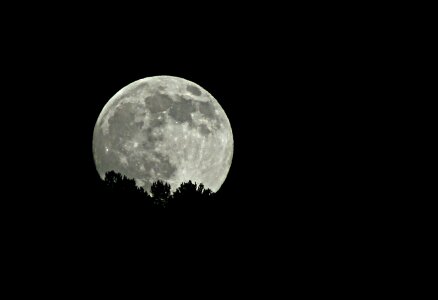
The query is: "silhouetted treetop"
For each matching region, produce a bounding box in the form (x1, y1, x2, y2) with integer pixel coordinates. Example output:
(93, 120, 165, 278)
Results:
(102, 171, 215, 209)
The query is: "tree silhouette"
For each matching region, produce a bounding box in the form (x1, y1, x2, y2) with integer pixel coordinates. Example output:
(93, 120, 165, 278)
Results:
(100, 171, 215, 209)
(102, 171, 153, 209)
(151, 180, 171, 208)
(169, 181, 214, 208)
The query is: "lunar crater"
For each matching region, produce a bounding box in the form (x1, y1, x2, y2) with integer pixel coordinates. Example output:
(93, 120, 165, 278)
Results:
(198, 124, 211, 135)
(187, 84, 202, 96)
(144, 94, 173, 113)
(168, 99, 196, 124)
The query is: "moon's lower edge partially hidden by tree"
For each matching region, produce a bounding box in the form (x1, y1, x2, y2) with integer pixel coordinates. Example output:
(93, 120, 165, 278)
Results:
(93, 76, 233, 193)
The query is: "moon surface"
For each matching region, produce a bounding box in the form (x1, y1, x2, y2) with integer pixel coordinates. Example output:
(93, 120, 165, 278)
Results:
(93, 76, 233, 193)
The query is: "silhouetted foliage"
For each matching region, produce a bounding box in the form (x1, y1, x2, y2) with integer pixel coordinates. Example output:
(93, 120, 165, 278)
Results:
(101, 171, 216, 209)
(151, 181, 171, 208)
(169, 181, 214, 208)
(101, 171, 153, 210)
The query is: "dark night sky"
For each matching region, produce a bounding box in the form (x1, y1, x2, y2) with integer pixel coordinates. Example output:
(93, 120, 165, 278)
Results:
(4, 5, 379, 217)
(0, 6, 411, 291)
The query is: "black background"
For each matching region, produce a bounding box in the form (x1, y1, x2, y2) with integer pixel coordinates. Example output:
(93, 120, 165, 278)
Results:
(5, 6, 375, 213)
(1, 3, 416, 293)
(3, 4, 390, 220)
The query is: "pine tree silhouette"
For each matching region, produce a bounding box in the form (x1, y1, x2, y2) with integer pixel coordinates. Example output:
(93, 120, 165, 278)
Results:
(151, 180, 171, 208)
(100, 171, 215, 209)
(169, 181, 214, 208)
(103, 171, 153, 209)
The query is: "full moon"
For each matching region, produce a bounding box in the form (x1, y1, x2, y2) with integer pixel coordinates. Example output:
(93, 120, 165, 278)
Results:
(92, 76, 233, 193)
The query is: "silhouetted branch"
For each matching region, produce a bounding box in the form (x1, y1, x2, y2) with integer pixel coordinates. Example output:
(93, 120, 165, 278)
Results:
(101, 171, 215, 209)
